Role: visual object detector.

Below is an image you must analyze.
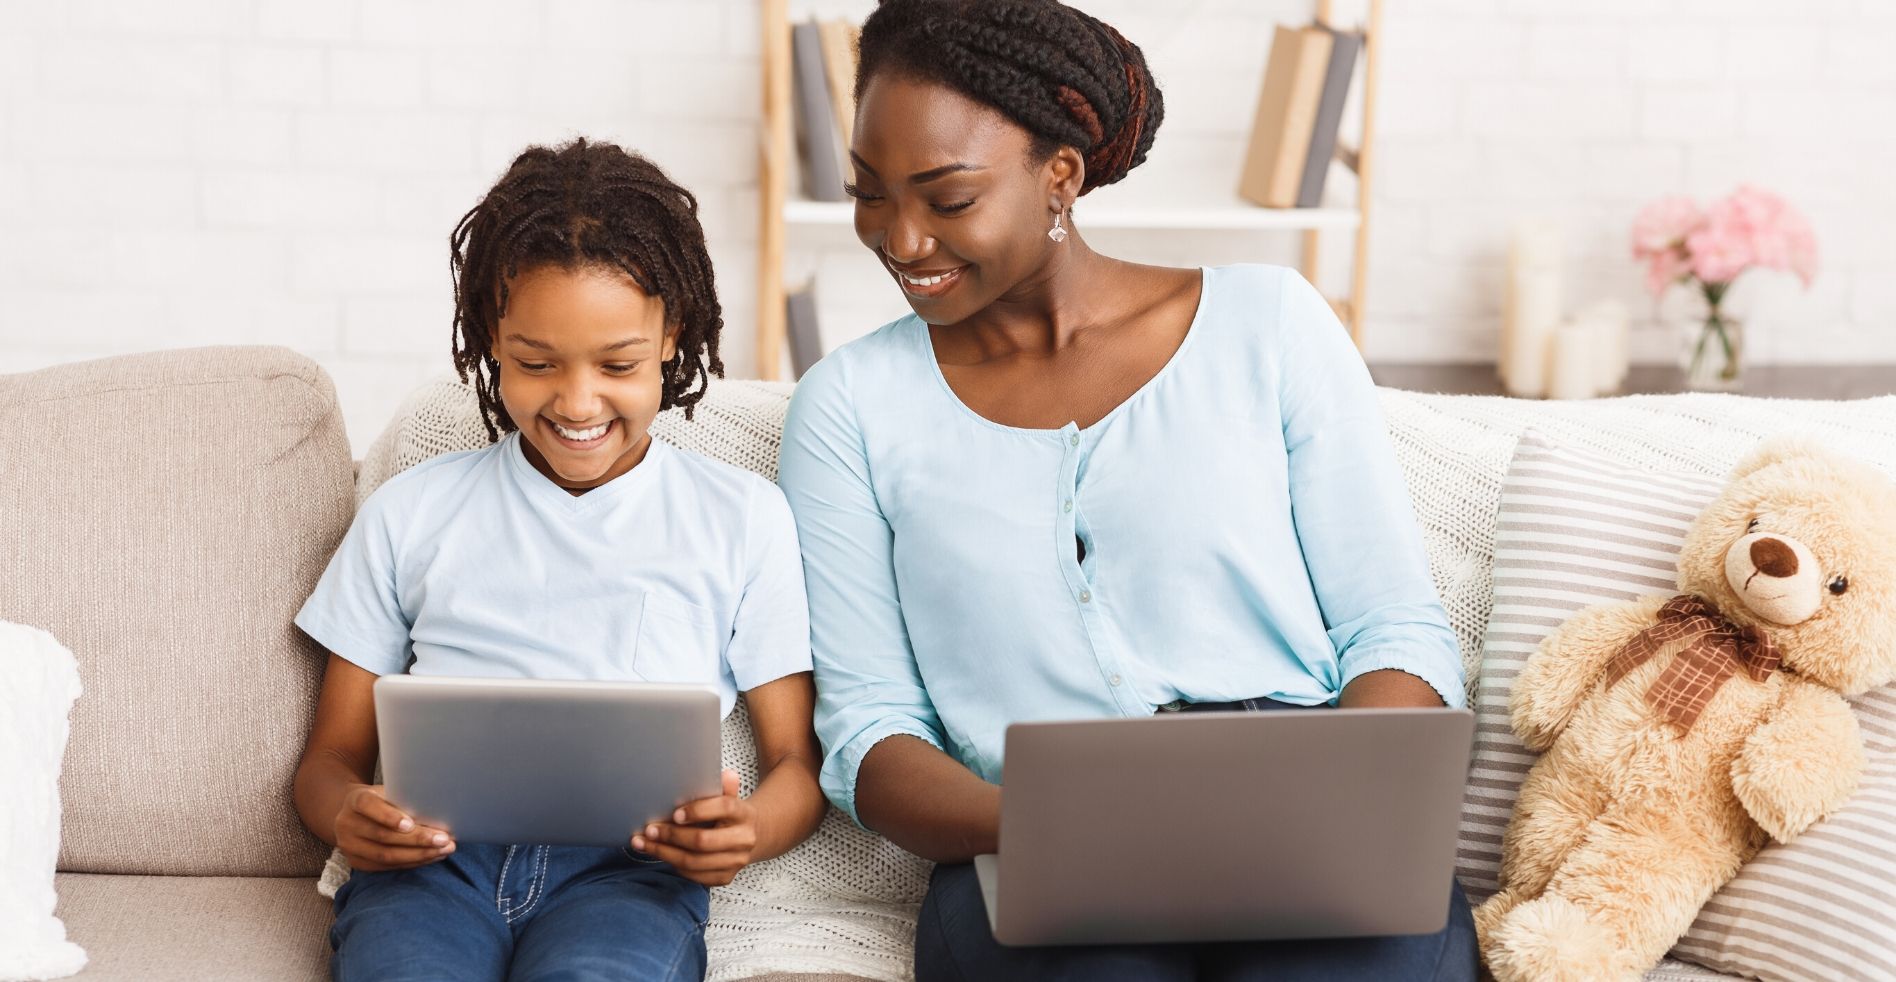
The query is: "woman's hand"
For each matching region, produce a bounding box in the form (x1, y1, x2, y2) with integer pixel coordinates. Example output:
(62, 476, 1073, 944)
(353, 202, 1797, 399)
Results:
(334, 783, 456, 872)
(632, 770, 759, 887)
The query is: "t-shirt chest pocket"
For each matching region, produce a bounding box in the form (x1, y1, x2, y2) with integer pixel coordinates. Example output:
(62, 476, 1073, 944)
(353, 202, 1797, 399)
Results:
(632, 591, 723, 684)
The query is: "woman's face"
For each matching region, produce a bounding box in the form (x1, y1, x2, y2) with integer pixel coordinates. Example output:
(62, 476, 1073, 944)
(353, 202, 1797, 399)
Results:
(848, 73, 1078, 325)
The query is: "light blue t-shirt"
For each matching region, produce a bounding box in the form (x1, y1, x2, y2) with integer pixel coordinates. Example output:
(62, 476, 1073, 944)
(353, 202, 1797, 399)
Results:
(295, 433, 811, 717)
(777, 264, 1463, 824)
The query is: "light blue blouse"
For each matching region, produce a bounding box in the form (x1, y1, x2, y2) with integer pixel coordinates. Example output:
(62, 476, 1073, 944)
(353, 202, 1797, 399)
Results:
(777, 264, 1462, 825)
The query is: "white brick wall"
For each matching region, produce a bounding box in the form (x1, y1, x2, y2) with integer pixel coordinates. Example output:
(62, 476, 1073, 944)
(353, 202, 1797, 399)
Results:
(3, 0, 1892, 450)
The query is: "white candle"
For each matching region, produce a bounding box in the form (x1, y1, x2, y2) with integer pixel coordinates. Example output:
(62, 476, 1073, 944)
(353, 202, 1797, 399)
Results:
(1577, 299, 1630, 393)
(1501, 218, 1565, 392)
(1504, 267, 1561, 398)
(1546, 321, 1597, 400)
(1510, 219, 1564, 270)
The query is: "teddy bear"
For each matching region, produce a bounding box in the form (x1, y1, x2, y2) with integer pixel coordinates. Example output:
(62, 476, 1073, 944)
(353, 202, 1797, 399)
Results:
(1474, 436, 1896, 982)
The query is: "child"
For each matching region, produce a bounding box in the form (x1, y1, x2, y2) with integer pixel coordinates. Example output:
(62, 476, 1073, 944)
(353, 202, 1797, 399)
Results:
(292, 138, 827, 982)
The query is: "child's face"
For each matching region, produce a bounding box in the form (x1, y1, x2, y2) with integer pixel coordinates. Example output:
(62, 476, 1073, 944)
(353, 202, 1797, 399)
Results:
(492, 264, 678, 491)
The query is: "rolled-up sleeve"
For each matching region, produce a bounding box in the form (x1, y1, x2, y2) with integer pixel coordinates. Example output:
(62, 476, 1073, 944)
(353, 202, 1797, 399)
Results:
(777, 354, 948, 825)
(1273, 270, 1465, 707)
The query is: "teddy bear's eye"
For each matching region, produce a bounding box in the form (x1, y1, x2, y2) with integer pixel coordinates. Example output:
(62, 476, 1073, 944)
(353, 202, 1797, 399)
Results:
(1747, 518, 1762, 533)
(1829, 576, 1850, 595)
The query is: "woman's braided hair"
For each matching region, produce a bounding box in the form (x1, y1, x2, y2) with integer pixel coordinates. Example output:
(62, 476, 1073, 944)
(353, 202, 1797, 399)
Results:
(856, 0, 1164, 194)
(450, 137, 724, 442)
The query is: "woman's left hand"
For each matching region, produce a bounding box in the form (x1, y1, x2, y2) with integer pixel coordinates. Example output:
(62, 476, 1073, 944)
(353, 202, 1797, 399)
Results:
(631, 769, 759, 886)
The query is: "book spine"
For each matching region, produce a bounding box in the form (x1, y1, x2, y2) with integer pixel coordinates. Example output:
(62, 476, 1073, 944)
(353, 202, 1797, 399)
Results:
(792, 21, 847, 202)
(1296, 28, 1361, 209)
(785, 285, 822, 379)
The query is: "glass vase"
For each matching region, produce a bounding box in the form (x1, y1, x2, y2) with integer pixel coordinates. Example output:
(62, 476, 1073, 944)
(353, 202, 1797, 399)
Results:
(1680, 285, 1743, 391)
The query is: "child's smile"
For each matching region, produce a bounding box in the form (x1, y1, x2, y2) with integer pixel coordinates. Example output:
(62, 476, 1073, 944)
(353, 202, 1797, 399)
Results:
(493, 264, 678, 493)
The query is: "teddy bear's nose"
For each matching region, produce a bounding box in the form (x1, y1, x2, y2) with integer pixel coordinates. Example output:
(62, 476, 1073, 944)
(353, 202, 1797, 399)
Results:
(1750, 536, 1800, 578)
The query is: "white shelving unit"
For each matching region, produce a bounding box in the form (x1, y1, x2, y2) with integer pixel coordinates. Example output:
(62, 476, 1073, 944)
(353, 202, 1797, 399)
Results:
(755, 0, 1384, 379)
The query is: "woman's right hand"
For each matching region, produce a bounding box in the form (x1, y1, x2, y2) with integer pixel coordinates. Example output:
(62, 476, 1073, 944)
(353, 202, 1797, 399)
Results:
(334, 784, 456, 871)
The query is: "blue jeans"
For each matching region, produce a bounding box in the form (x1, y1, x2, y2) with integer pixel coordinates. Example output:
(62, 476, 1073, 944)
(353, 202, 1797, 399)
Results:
(330, 842, 709, 982)
(916, 865, 1477, 982)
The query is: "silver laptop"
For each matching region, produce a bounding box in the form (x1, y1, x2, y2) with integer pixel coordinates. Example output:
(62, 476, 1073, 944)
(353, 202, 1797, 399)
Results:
(975, 707, 1475, 946)
(373, 675, 721, 847)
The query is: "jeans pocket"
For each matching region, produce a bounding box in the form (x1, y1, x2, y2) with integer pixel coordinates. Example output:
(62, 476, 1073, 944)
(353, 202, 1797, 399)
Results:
(622, 844, 667, 865)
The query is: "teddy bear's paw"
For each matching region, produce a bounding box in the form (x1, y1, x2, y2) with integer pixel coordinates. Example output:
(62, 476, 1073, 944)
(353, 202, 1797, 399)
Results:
(1485, 896, 1644, 982)
(1472, 889, 1517, 952)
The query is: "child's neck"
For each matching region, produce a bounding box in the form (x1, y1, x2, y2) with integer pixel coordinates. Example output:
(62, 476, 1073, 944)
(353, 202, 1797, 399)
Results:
(520, 431, 655, 495)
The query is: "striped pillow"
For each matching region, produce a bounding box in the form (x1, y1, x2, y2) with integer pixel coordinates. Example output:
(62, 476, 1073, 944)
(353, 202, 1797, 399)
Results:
(1457, 431, 1896, 980)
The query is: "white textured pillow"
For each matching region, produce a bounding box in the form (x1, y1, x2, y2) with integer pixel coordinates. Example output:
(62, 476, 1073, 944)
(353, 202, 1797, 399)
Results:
(1459, 432, 1896, 980)
(0, 621, 87, 982)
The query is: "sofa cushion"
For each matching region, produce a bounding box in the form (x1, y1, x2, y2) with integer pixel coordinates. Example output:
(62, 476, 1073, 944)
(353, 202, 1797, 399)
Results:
(54, 873, 334, 982)
(0, 348, 353, 876)
(54, 871, 871, 982)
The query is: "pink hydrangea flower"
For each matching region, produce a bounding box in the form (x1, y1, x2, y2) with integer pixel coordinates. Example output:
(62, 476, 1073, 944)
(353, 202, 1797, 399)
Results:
(1645, 248, 1691, 298)
(1631, 186, 1818, 295)
(1631, 195, 1703, 260)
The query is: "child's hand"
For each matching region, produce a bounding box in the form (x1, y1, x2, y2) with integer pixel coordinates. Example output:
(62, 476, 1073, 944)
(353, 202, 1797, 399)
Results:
(632, 770, 757, 887)
(335, 784, 456, 872)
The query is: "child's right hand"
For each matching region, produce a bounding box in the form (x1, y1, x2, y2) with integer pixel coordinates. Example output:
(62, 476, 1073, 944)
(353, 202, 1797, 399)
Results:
(334, 784, 456, 871)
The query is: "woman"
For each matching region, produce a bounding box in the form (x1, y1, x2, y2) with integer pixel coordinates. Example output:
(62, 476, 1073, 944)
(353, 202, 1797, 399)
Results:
(776, 2, 1476, 979)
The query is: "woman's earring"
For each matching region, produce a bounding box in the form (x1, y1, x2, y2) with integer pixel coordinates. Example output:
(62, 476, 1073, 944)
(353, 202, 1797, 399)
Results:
(1048, 210, 1068, 243)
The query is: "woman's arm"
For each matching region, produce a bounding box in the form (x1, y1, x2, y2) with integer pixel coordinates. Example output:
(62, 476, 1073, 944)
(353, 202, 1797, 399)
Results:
(856, 735, 1001, 862)
(776, 353, 963, 847)
(292, 653, 454, 870)
(1338, 668, 1446, 708)
(1273, 270, 1467, 708)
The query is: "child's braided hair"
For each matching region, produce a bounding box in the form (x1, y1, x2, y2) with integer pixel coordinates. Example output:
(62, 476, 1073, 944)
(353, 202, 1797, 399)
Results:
(450, 138, 724, 442)
(856, 0, 1164, 195)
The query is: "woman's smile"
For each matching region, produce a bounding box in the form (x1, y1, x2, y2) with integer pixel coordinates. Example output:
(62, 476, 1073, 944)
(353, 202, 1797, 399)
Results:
(890, 262, 969, 299)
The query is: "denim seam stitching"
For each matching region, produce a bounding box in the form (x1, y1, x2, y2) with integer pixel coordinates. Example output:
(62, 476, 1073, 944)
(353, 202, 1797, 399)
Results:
(660, 911, 698, 982)
(509, 845, 550, 922)
(495, 844, 517, 916)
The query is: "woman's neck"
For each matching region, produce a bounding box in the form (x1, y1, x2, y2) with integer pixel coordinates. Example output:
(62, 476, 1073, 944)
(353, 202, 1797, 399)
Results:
(960, 233, 1130, 357)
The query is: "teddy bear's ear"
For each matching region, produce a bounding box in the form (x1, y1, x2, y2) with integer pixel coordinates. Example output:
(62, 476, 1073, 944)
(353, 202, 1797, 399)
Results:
(1730, 433, 1833, 482)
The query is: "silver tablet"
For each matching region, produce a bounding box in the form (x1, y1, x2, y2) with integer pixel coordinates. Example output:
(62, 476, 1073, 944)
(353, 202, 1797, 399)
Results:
(373, 675, 722, 847)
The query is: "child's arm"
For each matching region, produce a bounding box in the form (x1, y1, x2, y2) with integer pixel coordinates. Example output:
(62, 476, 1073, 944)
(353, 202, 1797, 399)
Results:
(633, 671, 826, 886)
(293, 653, 456, 871)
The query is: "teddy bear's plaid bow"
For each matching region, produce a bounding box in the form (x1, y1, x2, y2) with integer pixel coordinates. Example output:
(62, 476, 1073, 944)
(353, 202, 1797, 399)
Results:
(1600, 594, 1782, 734)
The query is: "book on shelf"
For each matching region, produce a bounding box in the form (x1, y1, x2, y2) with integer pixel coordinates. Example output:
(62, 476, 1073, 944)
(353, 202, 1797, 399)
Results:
(785, 282, 823, 379)
(792, 20, 847, 202)
(817, 19, 861, 152)
(1237, 24, 1334, 209)
(1296, 23, 1361, 208)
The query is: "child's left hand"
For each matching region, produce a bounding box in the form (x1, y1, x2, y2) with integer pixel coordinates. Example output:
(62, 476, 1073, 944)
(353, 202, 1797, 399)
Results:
(631, 769, 758, 887)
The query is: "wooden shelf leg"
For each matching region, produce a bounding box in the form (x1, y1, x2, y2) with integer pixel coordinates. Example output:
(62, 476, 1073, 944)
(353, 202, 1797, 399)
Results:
(757, 0, 791, 381)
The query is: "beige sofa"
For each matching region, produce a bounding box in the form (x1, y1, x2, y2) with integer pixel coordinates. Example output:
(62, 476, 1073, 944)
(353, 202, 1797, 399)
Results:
(11, 344, 1843, 981)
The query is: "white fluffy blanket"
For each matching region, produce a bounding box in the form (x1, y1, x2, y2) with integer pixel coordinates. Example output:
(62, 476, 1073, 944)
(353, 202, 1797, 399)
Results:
(1, 622, 87, 982)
